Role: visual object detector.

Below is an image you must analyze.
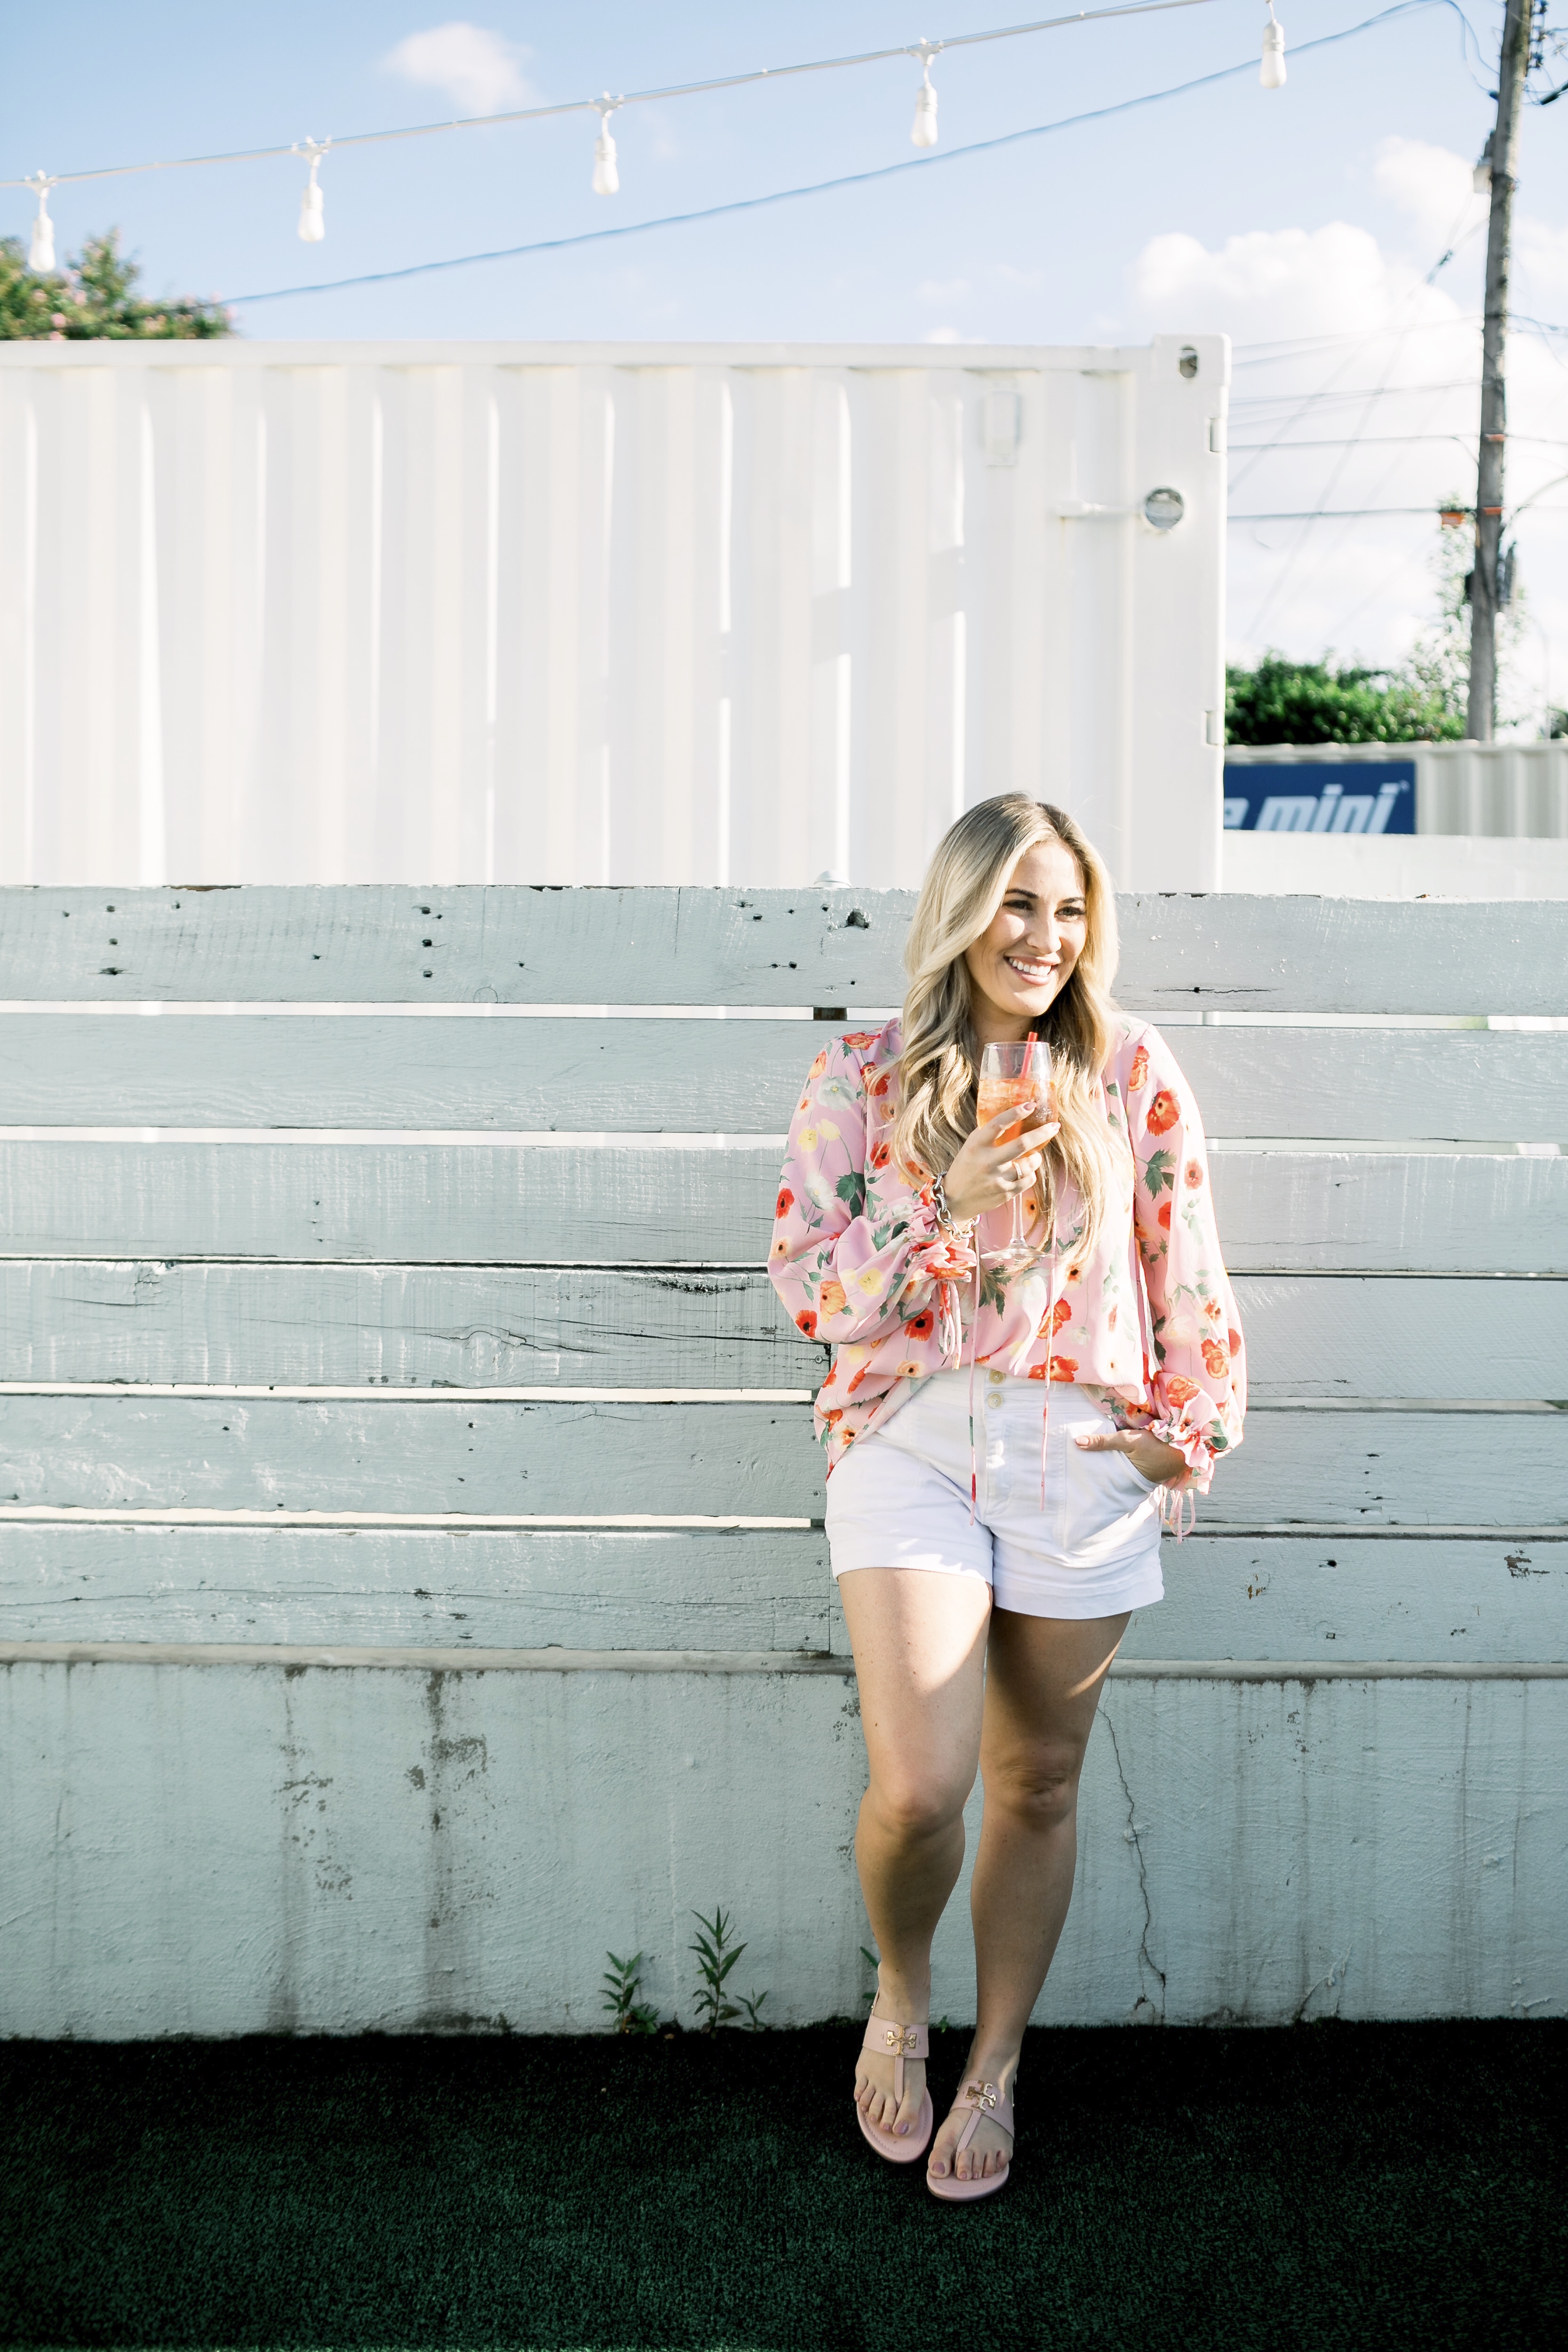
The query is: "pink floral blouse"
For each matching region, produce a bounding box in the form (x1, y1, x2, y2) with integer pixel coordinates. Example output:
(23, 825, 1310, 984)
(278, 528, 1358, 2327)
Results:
(767, 1018, 1246, 1494)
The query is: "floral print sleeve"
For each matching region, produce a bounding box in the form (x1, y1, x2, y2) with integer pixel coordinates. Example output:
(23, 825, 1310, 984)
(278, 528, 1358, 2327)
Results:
(1122, 1025, 1247, 1492)
(768, 1033, 975, 1357)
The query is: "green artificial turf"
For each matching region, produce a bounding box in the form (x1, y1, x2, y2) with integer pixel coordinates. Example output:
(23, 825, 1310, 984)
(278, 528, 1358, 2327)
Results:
(1, 2022, 1564, 2352)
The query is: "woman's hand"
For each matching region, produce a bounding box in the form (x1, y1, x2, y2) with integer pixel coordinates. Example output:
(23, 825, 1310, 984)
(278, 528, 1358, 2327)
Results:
(942, 1105, 1060, 1225)
(1074, 1427, 1185, 1486)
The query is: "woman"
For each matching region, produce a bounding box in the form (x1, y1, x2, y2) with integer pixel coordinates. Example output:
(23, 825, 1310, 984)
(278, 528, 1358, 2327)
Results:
(768, 796, 1244, 2202)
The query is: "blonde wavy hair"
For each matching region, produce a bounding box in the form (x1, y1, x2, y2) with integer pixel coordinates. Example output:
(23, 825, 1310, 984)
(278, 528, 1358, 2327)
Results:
(891, 795, 1122, 1269)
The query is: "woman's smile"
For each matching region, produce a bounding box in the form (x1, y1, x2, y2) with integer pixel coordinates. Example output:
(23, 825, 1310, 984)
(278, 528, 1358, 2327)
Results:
(965, 837, 1088, 1041)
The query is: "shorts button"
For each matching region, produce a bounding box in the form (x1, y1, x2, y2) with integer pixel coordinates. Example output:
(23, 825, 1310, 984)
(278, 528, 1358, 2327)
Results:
(987, 1368, 1004, 1386)
(985, 1392, 1002, 1410)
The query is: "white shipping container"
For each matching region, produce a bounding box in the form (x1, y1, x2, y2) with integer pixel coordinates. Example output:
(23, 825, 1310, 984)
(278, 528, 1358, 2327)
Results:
(0, 338, 1228, 892)
(1222, 739, 1568, 840)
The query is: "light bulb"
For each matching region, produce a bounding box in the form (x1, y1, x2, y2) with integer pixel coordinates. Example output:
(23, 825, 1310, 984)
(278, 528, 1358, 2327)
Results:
(28, 182, 56, 273)
(1472, 134, 1493, 195)
(295, 143, 327, 244)
(593, 124, 619, 196)
(298, 156, 325, 243)
(911, 64, 939, 148)
(1260, 9, 1286, 89)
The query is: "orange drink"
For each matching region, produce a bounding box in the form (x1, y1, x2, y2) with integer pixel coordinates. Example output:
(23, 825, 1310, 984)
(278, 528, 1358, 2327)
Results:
(977, 1039, 1054, 1267)
(975, 1071, 1051, 1142)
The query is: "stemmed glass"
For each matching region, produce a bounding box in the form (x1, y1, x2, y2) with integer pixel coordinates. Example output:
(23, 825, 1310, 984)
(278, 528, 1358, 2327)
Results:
(976, 1039, 1054, 1268)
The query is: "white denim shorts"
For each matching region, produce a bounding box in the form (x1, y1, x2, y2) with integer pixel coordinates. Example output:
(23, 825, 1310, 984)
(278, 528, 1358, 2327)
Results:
(826, 1371, 1163, 1620)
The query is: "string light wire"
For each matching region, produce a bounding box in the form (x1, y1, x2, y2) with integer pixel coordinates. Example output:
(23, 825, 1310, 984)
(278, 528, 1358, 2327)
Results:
(218, 4, 1433, 307)
(0, 1, 1226, 199)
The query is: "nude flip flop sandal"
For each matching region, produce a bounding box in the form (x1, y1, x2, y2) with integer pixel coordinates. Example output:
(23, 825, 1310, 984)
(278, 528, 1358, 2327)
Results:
(854, 2015, 934, 2164)
(927, 2076, 1014, 2201)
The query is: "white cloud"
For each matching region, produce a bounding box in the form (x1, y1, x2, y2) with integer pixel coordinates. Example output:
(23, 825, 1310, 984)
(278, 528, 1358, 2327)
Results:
(1134, 220, 1433, 346)
(1126, 184, 1568, 699)
(923, 325, 967, 344)
(383, 22, 535, 117)
(1517, 213, 1568, 316)
(1373, 135, 1481, 253)
(985, 261, 1043, 294)
(916, 277, 970, 306)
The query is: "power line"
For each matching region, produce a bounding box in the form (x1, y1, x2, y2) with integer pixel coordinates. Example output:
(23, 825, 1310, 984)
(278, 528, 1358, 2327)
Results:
(1228, 431, 1568, 449)
(1231, 504, 1568, 519)
(217, 5, 1451, 307)
(1231, 382, 1481, 408)
(1234, 175, 1488, 638)
(1231, 314, 1485, 367)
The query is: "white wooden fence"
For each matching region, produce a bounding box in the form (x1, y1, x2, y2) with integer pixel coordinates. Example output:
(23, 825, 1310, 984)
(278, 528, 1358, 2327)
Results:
(1, 888, 1565, 2034)
(0, 339, 1227, 894)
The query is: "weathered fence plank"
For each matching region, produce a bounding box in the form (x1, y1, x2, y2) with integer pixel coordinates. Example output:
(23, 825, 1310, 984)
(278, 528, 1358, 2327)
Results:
(1, 1264, 1558, 1398)
(0, 1017, 828, 1133)
(1231, 1273, 1566, 1401)
(0, 1261, 828, 1389)
(2, 1657, 1561, 2033)
(1, 1522, 1561, 1661)
(3, 1012, 1563, 1144)
(1, 888, 1564, 1015)
(2, 1394, 1561, 1524)
(1127, 1409, 1568, 1528)
(1, 1142, 1562, 1269)
(0, 1394, 826, 1517)
(1130, 1533, 1568, 1661)
(0, 1525, 836, 1653)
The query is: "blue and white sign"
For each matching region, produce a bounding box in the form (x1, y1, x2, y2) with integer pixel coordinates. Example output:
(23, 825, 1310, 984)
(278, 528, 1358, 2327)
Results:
(1222, 760, 1416, 834)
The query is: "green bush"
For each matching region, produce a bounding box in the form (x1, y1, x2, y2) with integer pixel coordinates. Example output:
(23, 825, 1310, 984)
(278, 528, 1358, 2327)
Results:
(1225, 654, 1463, 746)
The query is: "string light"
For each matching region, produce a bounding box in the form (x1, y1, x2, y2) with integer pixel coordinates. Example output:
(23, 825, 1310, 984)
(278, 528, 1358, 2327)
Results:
(24, 173, 56, 271)
(295, 139, 327, 242)
(5, 0, 1342, 271)
(910, 42, 941, 146)
(1260, 3, 1287, 87)
(2, 3, 1237, 248)
(592, 99, 621, 196)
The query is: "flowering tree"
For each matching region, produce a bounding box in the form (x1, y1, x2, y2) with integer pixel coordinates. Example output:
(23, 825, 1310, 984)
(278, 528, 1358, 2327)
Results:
(0, 229, 233, 340)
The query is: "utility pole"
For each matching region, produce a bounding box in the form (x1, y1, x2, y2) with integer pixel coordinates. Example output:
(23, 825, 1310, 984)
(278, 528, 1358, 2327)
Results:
(1467, 0, 1535, 740)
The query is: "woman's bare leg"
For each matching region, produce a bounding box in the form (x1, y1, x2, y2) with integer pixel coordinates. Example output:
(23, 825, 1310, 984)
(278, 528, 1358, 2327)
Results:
(837, 1567, 992, 2140)
(927, 1608, 1129, 2183)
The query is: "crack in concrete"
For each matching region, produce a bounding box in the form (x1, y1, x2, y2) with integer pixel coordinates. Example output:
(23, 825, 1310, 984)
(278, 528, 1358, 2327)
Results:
(1104, 1708, 1166, 2022)
(1291, 1953, 1351, 2025)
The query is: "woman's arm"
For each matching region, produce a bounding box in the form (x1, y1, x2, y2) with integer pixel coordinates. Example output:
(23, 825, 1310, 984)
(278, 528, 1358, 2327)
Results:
(768, 1037, 976, 1348)
(1122, 1027, 1248, 1490)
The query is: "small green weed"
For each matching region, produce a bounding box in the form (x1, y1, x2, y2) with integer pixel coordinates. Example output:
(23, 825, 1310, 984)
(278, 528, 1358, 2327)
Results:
(602, 1949, 660, 2035)
(689, 1906, 770, 2034)
(689, 1907, 746, 2032)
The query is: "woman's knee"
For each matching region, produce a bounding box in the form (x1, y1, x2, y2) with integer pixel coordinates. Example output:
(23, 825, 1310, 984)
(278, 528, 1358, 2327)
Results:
(984, 1738, 1085, 1830)
(865, 1762, 974, 1841)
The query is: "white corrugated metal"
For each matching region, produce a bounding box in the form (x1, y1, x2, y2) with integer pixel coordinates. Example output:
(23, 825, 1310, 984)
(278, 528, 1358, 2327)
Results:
(0, 338, 1228, 892)
(1224, 739, 1568, 838)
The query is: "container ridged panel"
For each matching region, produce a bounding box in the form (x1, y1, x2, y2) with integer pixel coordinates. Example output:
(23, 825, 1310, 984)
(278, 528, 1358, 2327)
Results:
(0, 341, 1229, 891)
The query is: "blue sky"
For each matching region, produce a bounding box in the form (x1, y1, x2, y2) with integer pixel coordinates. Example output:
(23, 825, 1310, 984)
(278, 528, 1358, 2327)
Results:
(6, 2, 1567, 706)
